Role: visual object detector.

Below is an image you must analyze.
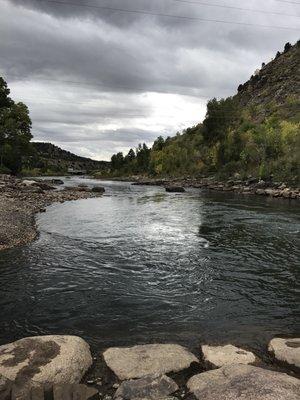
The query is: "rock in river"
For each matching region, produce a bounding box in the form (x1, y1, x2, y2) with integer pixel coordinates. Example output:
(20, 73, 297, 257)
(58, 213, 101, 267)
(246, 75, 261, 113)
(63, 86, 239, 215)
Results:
(165, 186, 185, 193)
(268, 338, 300, 369)
(0, 335, 92, 388)
(103, 344, 198, 380)
(115, 374, 178, 400)
(91, 186, 105, 193)
(201, 344, 256, 368)
(187, 364, 300, 400)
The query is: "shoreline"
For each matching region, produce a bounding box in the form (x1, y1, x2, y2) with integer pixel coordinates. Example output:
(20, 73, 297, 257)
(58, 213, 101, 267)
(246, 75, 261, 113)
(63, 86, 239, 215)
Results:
(102, 176, 300, 200)
(0, 175, 104, 252)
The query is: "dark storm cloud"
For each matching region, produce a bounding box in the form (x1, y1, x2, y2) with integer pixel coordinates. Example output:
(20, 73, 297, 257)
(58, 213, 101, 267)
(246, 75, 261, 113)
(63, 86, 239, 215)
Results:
(1, 0, 299, 159)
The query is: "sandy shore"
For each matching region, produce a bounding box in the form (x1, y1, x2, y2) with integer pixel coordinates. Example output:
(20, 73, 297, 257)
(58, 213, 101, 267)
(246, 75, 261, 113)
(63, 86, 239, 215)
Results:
(0, 175, 104, 252)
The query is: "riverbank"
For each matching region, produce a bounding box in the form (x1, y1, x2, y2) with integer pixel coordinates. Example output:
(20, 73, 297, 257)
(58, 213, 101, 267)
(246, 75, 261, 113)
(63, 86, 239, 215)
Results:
(0, 335, 299, 399)
(0, 175, 104, 251)
(127, 176, 300, 199)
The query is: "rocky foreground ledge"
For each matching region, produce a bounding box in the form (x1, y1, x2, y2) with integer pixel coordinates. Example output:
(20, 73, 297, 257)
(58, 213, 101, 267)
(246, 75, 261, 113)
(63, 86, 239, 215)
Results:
(0, 335, 299, 399)
(0, 175, 105, 252)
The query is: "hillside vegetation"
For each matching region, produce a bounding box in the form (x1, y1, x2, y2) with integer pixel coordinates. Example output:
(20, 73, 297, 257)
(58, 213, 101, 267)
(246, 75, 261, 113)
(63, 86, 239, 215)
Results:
(24, 142, 109, 176)
(106, 41, 300, 184)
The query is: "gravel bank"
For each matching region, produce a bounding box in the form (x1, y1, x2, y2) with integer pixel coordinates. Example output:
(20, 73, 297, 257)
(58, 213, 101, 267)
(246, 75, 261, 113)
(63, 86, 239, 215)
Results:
(0, 175, 104, 251)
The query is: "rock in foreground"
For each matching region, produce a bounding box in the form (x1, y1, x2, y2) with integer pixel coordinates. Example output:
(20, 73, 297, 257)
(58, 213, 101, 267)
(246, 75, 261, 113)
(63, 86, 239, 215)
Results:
(115, 374, 178, 400)
(103, 344, 198, 380)
(187, 364, 300, 400)
(201, 344, 256, 368)
(268, 338, 300, 369)
(0, 335, 92, 388)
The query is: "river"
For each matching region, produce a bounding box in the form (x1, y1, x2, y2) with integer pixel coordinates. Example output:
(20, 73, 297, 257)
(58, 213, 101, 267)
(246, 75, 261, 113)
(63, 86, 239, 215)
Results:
(0, 177, 299, 359)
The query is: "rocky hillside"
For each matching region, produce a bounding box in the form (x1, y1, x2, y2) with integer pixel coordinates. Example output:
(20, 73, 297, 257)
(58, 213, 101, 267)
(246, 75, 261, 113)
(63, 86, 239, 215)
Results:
(29, 142, 109, 174)
(236, 41, 300, 120)
(107, 41, 300, 184)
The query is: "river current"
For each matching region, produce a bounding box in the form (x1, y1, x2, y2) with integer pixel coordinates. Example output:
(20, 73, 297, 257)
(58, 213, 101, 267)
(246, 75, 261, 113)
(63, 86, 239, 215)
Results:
(0, 178, 299, 358)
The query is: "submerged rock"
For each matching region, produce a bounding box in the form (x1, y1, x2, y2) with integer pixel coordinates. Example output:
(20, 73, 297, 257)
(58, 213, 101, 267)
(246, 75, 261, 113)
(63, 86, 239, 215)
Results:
(0, 335, 92, 388)
(187, 364, 300, 400)
(165, 186, 185, 193)
(268, 338, 300, 369)
(115, 374, 178, 400)
(103, 344, 198, 380)
(201, 344, 256, 368)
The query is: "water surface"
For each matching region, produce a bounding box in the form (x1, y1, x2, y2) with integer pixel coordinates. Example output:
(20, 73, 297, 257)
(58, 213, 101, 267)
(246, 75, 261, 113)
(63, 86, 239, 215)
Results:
(0, 178, 299, 357)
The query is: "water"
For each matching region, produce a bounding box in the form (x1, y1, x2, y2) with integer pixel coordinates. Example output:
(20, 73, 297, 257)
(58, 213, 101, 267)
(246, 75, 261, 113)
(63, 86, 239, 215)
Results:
(0, 178, 299, 358)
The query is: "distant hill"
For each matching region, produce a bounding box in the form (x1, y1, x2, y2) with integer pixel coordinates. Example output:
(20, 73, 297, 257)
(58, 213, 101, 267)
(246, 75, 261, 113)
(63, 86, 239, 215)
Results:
(26, 142, 109, 174)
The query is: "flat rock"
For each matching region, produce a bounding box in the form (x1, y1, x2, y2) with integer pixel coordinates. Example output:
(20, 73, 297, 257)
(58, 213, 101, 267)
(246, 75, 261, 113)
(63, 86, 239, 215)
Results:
(0, 335, 92, 388)
(201, 344, 256, 368)
(103, 344, 198, 380)
(268, 338, 300, 369)
(187, 364, 300, 400)
(115, 374, 178, 399)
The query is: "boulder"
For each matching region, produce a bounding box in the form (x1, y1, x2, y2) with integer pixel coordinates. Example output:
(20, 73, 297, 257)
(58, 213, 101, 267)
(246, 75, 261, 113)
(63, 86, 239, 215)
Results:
(0, 335, 92, 388)
(187, 364, 300, 400)
(201, 344, 256, 368)
(21, 180, 37, 186)
(115, 374, 178, 400)
(165, 186, 185, 193)
(103, 344, 198, 380)
(268, 338, 300, 369)
(50, 179, 64, 185)
(91, 186, 105, 193)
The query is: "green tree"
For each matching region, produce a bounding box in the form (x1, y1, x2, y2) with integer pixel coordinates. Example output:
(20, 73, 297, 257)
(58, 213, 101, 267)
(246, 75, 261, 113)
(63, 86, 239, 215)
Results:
(0, 77, 32, 173)
(111, 152, 124, 171)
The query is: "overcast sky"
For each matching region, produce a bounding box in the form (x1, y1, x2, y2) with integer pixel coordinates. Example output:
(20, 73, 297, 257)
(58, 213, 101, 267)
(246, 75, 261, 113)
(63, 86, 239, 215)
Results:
(0, 0, 299, 160)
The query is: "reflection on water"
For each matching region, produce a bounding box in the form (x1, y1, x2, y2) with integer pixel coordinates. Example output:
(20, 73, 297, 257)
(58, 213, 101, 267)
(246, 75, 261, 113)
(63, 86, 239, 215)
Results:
(0, 178, 299, 357)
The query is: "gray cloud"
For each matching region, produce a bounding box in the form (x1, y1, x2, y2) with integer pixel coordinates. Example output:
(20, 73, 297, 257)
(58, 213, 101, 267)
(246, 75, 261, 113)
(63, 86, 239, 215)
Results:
(1, 0, 299, 159)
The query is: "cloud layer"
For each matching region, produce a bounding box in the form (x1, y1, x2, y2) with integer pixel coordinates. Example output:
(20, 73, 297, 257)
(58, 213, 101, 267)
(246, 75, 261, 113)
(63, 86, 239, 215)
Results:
(1, 0, 299, 159)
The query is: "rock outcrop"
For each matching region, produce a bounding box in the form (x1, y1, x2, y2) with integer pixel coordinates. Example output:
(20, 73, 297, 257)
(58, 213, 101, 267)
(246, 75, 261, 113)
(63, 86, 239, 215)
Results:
(201, 344, 256, 368)
(268, 338, 300, 370)
(0, 335, 92, 388)
(103, 344, 198, 380)
(187, 364, 300, 400)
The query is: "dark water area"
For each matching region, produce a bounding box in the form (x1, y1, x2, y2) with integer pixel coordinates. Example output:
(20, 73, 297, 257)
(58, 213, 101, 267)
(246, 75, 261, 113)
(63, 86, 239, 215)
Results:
(0, 178, 299, 359)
